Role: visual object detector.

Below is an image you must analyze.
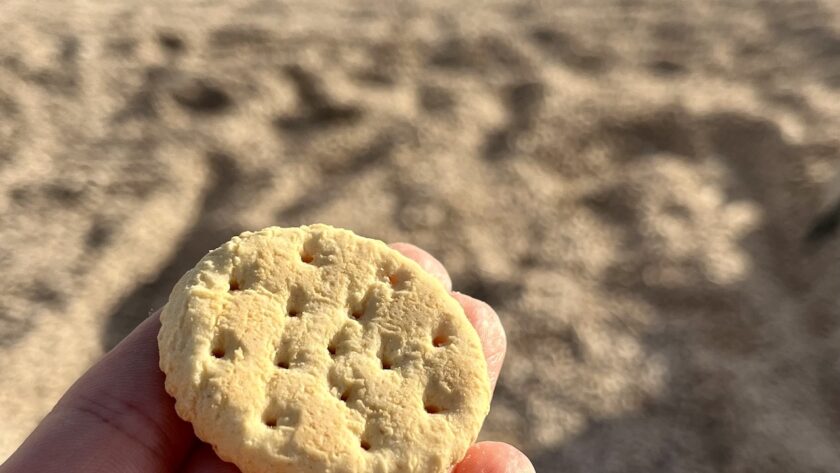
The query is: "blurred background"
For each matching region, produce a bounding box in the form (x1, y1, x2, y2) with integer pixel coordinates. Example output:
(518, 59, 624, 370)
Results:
(3, 0, 840, 471)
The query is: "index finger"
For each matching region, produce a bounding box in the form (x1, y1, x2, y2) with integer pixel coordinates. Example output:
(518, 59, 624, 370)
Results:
(389, 243, 507, 391)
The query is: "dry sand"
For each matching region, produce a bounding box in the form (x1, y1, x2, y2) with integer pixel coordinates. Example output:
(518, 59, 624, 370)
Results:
(3, 0, 840, 471)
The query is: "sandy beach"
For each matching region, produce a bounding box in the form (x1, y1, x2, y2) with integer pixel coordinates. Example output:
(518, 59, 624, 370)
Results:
(2, 0, 840, 470)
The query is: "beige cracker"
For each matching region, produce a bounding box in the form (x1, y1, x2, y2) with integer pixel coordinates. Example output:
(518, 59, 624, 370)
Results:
(158, 224, 491, 473)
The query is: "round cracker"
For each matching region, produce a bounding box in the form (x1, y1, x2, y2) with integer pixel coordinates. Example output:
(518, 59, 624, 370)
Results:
(158, 224, 491, 473)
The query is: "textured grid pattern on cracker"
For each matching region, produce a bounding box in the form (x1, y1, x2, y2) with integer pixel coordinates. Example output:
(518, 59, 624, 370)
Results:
(158, 225, 490, 473)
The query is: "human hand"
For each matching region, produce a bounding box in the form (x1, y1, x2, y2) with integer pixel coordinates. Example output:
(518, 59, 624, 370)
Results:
(1, 243, 535, 473)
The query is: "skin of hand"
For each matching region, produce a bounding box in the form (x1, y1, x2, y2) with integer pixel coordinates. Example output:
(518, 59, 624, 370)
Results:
(0, 243, 535, 473)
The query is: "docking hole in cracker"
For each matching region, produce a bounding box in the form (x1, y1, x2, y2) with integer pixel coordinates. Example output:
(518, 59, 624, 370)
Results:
(158, 224, 491, 473)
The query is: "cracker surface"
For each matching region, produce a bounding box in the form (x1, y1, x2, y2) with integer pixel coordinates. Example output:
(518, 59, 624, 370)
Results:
(158, 224, 491, 473)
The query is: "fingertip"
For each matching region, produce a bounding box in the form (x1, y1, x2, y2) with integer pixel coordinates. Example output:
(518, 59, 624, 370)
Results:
(389, 242, 453, 291)
(450, 292, 507, 391)
(454, 442, 535, 473)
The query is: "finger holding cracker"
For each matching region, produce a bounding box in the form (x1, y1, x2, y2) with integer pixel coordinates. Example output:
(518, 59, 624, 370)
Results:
(0, 226, 533, 473)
